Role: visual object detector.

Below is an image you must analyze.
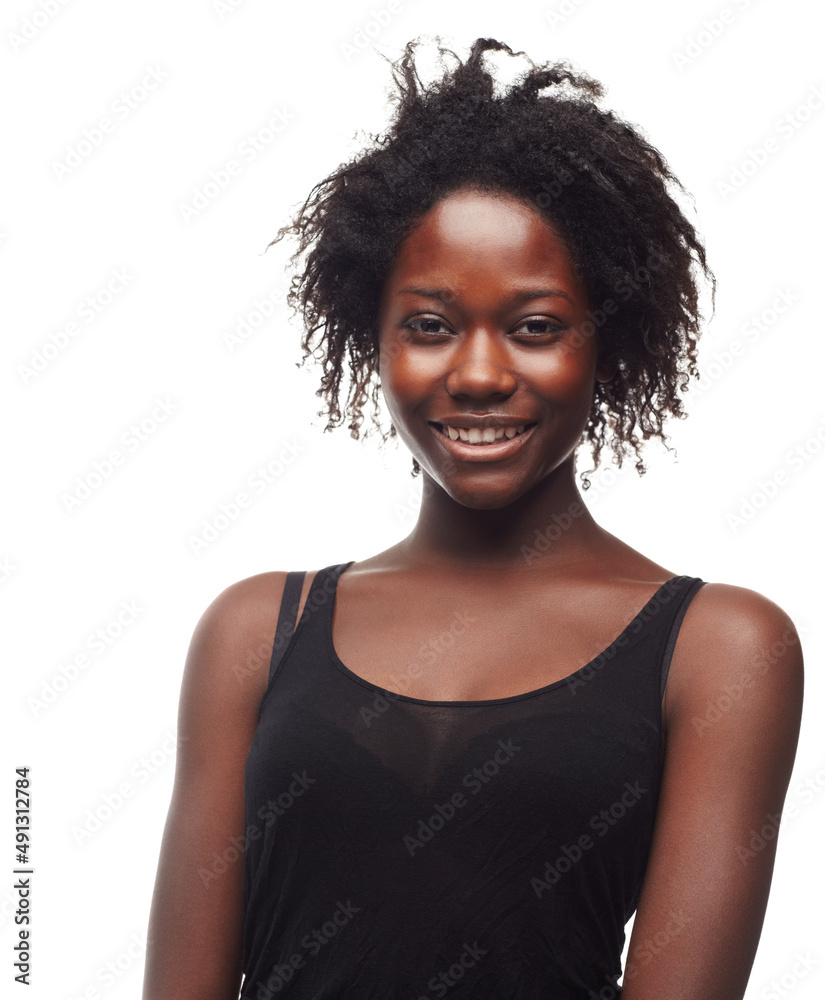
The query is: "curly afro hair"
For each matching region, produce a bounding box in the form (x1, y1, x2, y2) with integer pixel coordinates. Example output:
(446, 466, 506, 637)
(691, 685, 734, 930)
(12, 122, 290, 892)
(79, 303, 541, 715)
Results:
(268, 36, 715, 486)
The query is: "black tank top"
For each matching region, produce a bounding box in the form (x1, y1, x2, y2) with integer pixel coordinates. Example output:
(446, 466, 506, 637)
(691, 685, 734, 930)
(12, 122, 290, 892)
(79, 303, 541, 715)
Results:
(241, 562, 705, 999)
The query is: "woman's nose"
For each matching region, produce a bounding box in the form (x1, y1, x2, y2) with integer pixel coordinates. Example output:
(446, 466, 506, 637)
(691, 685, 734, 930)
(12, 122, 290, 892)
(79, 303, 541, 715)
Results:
(444, 327, 518, 400)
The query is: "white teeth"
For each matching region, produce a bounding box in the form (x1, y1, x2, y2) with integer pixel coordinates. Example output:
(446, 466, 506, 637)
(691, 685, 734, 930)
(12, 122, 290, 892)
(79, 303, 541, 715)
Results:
(440, 424, 528, 445)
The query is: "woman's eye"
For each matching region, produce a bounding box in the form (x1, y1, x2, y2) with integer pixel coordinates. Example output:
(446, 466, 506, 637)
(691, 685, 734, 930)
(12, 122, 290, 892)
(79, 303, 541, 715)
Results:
(513, 318, 564, 337)
(402, 316, 564, 338)
(405, 317, 451, 336)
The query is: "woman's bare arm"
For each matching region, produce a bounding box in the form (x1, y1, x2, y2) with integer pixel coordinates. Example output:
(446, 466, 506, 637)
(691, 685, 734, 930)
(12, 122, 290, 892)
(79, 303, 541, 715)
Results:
(141, 572, 296, 1000)
(621, 583, 804, 1000)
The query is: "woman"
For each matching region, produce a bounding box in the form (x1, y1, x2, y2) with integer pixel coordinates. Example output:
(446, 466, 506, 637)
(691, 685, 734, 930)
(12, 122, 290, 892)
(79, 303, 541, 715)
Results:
(142, 38, 803, 1000)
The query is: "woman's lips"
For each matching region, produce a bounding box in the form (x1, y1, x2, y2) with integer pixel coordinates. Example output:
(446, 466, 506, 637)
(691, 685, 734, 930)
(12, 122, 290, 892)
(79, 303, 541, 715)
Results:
(428, 421, 537, 461)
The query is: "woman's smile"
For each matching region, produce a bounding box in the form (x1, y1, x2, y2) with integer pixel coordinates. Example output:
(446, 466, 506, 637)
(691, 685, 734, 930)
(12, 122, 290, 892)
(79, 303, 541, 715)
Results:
(428, 418, 538, 461)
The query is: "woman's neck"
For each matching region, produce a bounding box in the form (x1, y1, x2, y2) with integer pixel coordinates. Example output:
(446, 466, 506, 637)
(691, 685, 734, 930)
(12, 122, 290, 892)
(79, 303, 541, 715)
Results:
(400, 457, 607, 573)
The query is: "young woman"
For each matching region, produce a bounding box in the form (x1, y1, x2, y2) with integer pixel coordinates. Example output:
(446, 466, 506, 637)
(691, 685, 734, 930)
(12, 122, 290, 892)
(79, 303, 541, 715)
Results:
(142, 38, 804, 1000)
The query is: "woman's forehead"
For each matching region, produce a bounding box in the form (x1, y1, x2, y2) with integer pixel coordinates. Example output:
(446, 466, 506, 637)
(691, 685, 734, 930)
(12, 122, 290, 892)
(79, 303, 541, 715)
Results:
(385, 187, 581, 286)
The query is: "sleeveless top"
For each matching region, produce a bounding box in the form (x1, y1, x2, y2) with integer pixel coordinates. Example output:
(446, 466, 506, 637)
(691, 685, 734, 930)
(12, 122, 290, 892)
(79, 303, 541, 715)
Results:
(241, 562, 706, 999)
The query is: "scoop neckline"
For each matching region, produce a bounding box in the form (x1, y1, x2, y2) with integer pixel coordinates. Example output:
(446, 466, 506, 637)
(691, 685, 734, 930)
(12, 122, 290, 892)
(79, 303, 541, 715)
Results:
(323, 561, 686, 708)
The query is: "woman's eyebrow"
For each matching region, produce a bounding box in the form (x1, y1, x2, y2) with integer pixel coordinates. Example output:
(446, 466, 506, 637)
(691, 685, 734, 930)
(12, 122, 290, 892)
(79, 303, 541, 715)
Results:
(396, 286, 574, 305)
(396, 286, 454, 302)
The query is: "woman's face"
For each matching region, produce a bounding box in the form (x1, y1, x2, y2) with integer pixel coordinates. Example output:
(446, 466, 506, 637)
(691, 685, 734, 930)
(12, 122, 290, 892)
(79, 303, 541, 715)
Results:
(377, 186, 611, 509)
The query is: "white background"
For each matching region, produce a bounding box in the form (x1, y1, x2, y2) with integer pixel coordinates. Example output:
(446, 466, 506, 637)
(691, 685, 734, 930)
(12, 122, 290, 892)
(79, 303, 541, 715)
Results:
(2, 0, 823, 997)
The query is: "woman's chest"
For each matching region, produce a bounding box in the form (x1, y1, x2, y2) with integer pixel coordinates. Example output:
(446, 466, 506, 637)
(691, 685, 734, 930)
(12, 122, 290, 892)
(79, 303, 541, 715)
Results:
(328, 574, 669, 702)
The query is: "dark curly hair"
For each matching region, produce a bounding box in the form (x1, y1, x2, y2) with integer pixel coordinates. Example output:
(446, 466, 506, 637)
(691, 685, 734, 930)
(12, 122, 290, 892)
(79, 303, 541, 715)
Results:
(268, 36, 715, 486)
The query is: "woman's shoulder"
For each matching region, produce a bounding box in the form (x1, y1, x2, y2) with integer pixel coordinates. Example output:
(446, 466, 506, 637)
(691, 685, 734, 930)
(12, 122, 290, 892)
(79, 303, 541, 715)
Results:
(676, 578, 801, 653)
(197, 563, 331, 626)
(665, 578, 804, 733)
(193, 565, 332, 641)
(182, 568, 321, 710)
(194, 570, 292, 639)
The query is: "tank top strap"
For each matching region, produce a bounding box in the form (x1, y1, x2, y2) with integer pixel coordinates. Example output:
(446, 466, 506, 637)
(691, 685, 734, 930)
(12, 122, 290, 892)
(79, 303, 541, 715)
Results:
(658, 576, 706, 699)
(267, 570, 307, 685)
(294, 560, 354, 632)
(261, 561, 354, 711)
